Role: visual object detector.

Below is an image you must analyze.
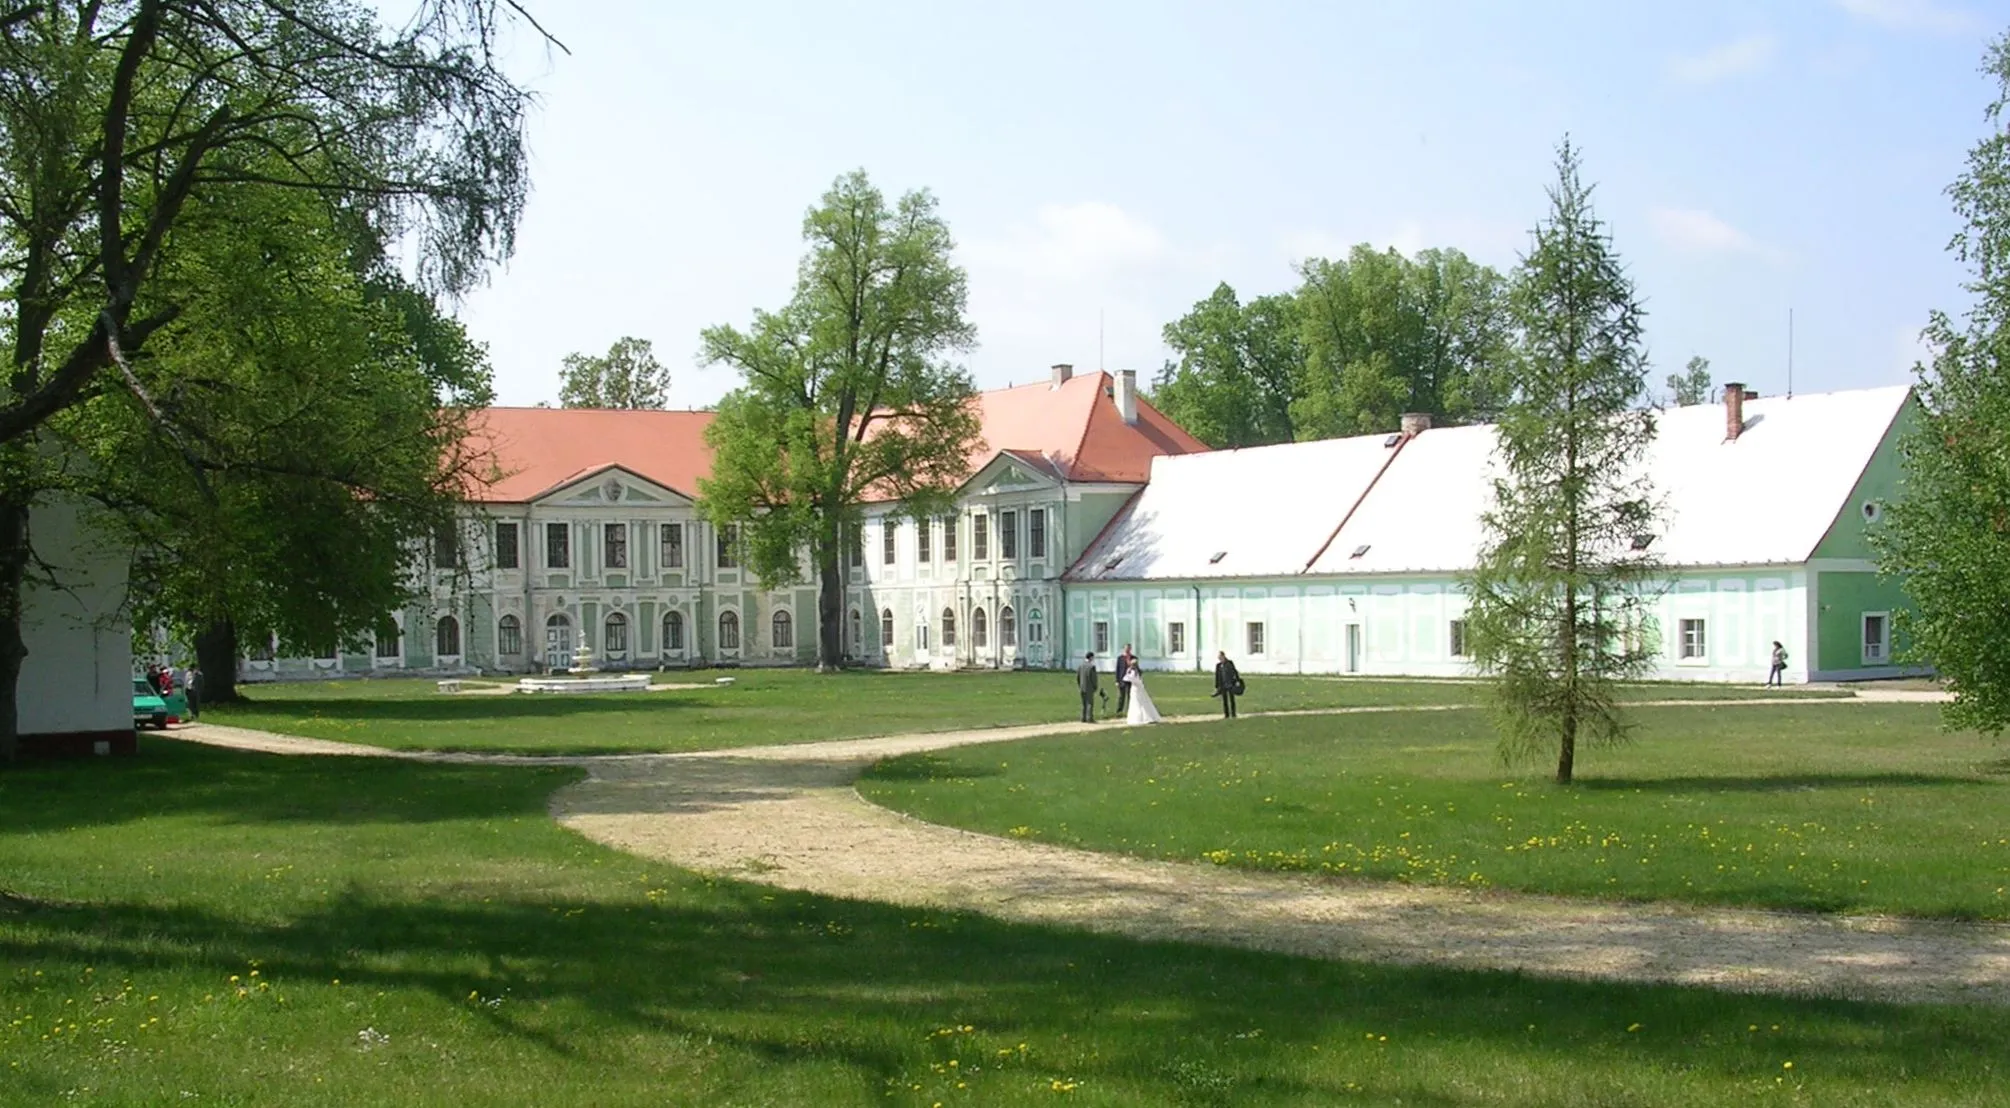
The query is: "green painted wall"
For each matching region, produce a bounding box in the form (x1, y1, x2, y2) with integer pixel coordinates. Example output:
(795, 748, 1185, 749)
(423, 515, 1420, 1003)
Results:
(1063, 491, 1138, 565)
(1812, 396, 1917, 561)
(1814, 571, 1910, 672)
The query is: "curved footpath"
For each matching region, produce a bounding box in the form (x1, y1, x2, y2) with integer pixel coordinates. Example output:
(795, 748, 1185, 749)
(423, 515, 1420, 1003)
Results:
(176, 688, 2010, 1008)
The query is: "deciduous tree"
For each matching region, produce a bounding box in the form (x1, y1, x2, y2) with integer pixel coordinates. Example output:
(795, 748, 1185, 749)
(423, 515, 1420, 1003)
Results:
(558, 336, 670, 409)
(1667, 355, 1713, 406)
(1149, 283, 1298, 448)
(699, 171, 980, 670)
(1464, 139, 1661, 785)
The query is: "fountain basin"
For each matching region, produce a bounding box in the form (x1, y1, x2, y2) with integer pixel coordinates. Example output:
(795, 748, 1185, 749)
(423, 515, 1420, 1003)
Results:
(516, 674, 652, 694)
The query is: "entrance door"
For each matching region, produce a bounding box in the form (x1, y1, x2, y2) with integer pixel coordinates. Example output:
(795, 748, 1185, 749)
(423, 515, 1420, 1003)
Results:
(1345, 624, 1362, 674)
(544, 615, 573, 671)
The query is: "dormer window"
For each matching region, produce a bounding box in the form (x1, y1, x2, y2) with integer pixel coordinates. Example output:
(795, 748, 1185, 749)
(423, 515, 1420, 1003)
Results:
(1208, 551, 1227, 564)
(1349, 544, 1371, 559)
(1102, 555, 1125, 572)
(1383, 434, 1402, 448)
(1630, 534, 1655, 551)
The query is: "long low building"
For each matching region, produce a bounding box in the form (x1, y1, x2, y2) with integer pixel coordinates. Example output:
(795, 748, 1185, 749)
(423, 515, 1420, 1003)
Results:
(1066, 384, 1919, 684)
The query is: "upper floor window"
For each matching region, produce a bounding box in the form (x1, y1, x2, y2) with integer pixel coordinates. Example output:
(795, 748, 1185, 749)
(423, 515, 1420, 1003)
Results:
(662, 523, 684, 569)
(718, 523, 740, 569)
(882, 520, 898, 565)
(1001, 510, 1018, 559)
(943, 516, 958, 562)
(918, 519, 932, 564)
(1029, 509, 1046, 562)
(545, 522, 570, 569)
(604, 523, 628, 569)
(848, 526, 863, 568)
(433, 524, 459, 569)
(974, 514, 989, 560)
(494, 522, 520, 570)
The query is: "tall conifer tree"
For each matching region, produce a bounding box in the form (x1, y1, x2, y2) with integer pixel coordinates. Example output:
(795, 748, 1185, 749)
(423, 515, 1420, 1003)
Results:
(1464, 139, 1660, 785)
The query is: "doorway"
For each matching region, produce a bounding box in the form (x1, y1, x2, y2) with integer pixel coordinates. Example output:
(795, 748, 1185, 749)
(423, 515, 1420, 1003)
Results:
(1344, 623, 1362, 674)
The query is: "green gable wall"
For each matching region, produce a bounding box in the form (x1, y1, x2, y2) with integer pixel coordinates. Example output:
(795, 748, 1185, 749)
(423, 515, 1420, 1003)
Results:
(1814, 571, 1910, 673)
(1811, 395, 1917, 561)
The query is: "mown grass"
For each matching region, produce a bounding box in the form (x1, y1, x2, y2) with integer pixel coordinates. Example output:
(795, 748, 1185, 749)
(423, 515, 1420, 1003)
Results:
(861, 703, 2010, 920)
(2, 738, 2004, 1106)
(207, 670, 1841, 755)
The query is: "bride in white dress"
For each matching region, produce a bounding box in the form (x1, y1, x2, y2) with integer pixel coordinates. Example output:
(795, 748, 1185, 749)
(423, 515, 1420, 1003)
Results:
(1123, 665, 1162, 725)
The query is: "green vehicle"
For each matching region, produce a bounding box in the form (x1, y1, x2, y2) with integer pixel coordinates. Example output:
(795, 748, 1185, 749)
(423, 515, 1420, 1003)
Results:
(132, 678, 169, 730)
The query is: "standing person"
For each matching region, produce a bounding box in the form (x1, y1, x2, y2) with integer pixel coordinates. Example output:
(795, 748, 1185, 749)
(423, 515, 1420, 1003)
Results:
(1076, 652, 1099, 723)
(1214, 651, 1242, 718)
(1123, 662, 1162, 725)
(185, 665, 202, 719)
(1767, 641, 1787, 687)
(1113, 644, 1133, 716)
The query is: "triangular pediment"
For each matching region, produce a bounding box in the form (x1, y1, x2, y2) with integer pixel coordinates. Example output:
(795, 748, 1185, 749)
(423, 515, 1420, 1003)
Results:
(533, 464, 689, 507)
(961, 451, 1062, 496)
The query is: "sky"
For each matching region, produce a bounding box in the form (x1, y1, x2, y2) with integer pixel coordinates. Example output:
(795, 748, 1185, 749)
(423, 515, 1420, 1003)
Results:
(452, 0, 2010, 411)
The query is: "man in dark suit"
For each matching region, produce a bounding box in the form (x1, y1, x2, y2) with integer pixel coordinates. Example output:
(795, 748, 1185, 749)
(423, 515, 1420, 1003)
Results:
(1214, 651, 1241, 718)
(1114, 644, 1133, 715)
(1076, 652, 1099, 723)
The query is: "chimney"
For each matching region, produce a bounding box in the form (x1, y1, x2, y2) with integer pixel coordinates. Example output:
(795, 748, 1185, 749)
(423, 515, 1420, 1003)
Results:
(1724, 381, 1746, 442)
(1399, 412, 1432, 436)
(1116, 369, 1138, 425)
(1051, 363, 1073, 389)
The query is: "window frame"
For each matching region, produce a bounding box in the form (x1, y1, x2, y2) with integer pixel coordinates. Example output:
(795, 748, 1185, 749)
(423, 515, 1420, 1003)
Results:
(1000, 510, 1018, 559)
(604, 611, 628, 655)
(1449, 618, 1470, 659)
(1862, 611, 1891, 666)
(497, 614, 522, 656)
(1167, 620, 1186, 656)
(545, 522, 570, 570)
(494, 521, 520, 570)
(433, 524, 459, 569)
(1093, 620, 1109, 655)
(663, 610, 685, 652)
(942, 515, 958, 563)
(1246, 621, 1266, 656)
(1029, 508, 1046, 562)
(881, 608, 894, 650)
(717, 524, 740, 570)
(661, 522, 684, 569)
(974, 514, 989, 560)
(1678, 617, 1708, 663)
(1001, 605, 1017, 648)
(435, 614, 461, 659)
(917, 518, 932, 564)
(604, 522, 628, 569)
(374, 618, 402, 661)
(772, 610, 794, 651)
(718, 610, 741, 651)
(882, 520, 898, 566)
(972, 606, 988, 649)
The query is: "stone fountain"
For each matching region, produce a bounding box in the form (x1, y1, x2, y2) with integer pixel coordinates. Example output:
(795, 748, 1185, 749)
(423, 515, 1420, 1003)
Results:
(516, 639, 650, 694)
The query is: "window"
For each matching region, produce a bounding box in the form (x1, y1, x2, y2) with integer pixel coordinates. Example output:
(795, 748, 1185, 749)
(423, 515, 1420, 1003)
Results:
(1028, 615, 1045, 644)
(943, 516, 958, 562)
(1863, 613, 1890, 665)
(1029, 509, 1046, 561)
(972, 607, 988, 649)
(1001, 510, 1018, 559)
(434, 524, 459, 569)
(604, 523, 628, 569)
(662, 523, 684, 569)
(436, 615, 461, 658)
(883, 521, 898, 565)
(1001, 605, 1017, 648)
(718, 610, 741, 650)
(772, 610, 794, 650)
(1679, 618, 1707, 661)
(881, 608, 894, 648)
(1093, 620, 1109, 655)
(916, 619, 930, 651)
(495, 522, 520, 569)
(375, 620, 401, 659)
(604, 612, 628, 655)
(544, 614, 573, 671)
(1247, 621, 1266, 655)
(942, 608, 957, 648)
(918, 519, 932, 563)
(1449, 619, 1470, 659)
(848, 608, 861, 651)
(848, 527, 862, 568)
(974, 514, 989, 560)
(1167, 621, 1186, 656)
(546, 522, 570, 569)
(663, 610, 685, 652)
(497, 614, 522, 655)
(717, 524, 740, 569)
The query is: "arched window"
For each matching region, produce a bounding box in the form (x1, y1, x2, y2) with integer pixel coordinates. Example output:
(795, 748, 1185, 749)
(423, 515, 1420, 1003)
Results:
(374, 619, 401, 659)
(1000, 605, 1017, 648)
(604, 612, 628, 655)
(848, 608, 862, 652)
(497, 614, 522, 656)
(719, 610, 741, 650)
(435, 615, 461, 658)
(881, 608, 894, 651)
(771, 610, 794, 650)
(544, 613, 573, 670)
(941, 607, 957, 649)
(663, 610, 684, 652)
(972, 606, 988, 649)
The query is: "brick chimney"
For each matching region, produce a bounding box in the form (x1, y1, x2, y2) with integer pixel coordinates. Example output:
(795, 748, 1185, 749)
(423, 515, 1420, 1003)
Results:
(1051, 363, 1073, 389)
(1724, 381, 1746, 441)
(1400, 412, 1432, 436)
(1115, 369, 1139, 425)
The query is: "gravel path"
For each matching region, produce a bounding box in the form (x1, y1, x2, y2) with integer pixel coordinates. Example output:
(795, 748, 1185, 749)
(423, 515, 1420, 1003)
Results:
(175, 690, 2010, 1008)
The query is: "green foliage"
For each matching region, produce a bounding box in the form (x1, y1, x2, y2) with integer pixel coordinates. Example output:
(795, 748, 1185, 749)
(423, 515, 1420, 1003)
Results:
(1667, 355, 1713, 407)
(699, 171, 981, 667)
(1875, 34, 2010, 735)
(557, 336, 670, 409)
(1149, 283, 1299, 447)
(1464, 139, 1660, 784)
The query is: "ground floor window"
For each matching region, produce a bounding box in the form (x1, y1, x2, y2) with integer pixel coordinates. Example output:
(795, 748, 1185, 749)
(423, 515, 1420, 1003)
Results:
(1167, 621, 1186, 656)
(1001, 605, 1017, 648)
(849, 608, 862, 652)
(772, 610, 794, 650)
(1093, 620, 1109, 655)
(498, 615, 522, 656)
(1679, 618, 1707, 661)
(882, 608, 895, 650)
(916, 620, 930, 652)
(1028, 615, 1044, 645)
(1863, 612, 1889, 665)
(972, 607, 988, 649)
(664, 610, 685, 652)
(436, 615, 461, 658)
(1448, 619, 1469, 659)
(605, 612, 628, 655)
(719, 610, 741, 650)
(942, 608, 958, 649)
(1246, 621, 1265, 656)
(375, 620, 401, 659)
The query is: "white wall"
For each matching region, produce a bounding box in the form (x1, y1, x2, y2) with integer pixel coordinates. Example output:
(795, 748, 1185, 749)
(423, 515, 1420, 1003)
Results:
(18, 496, 132, 735)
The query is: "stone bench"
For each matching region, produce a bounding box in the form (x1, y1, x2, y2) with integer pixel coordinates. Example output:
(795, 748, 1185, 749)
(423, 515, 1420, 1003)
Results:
(436, 679, 462, 694)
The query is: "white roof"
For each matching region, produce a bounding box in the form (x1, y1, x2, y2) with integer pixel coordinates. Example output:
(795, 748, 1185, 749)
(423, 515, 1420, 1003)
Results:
(1070, 433, 1404, 581)
(1070, 385, 1913, 582)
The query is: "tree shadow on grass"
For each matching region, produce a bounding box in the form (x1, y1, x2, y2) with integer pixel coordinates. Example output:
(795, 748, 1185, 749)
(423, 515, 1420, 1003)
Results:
(1576, 772, 1994, 794)
(859, 752, 1006, 783)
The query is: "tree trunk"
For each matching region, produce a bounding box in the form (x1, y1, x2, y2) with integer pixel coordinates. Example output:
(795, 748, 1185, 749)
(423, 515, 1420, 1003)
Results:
(0, 497, 27, 763)
(194, 618, 241, 704)
(814, 511, 844, 672)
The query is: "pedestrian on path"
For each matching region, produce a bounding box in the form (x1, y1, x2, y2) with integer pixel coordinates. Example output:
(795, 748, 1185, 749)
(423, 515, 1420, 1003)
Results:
(1768, 642, 1787, 687)
(1213, 651, 1242, 718)
(185, 665, 203, 719)
(1076, 652, 1099, 723)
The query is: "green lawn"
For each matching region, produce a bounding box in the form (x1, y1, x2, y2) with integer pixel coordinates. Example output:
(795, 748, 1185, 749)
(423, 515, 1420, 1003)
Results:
(861, 703, 2010, 920)
(2, 738, 2003, 1106)
(207, 670, 1842, 755)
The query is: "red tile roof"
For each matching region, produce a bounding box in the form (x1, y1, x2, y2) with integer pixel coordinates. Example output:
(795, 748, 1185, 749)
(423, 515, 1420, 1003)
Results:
(460, 371, 1208, 504)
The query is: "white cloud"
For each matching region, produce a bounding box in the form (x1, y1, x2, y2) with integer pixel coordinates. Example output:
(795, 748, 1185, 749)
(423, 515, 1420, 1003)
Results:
(1669, 34, 1777, 83)
(1648, 207, 1786, 263)
(962, 202, 1171, 281)
(1834, 0, 1980, 34)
